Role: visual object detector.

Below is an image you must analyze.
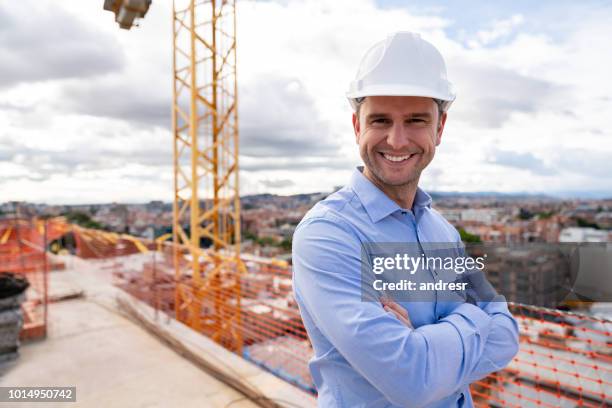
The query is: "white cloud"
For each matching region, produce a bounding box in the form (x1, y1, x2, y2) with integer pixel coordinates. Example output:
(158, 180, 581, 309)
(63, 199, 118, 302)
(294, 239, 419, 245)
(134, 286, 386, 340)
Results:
(0, 0, 610, 203)
(0, 2, 125, 88)
(468, 14, 524, 48)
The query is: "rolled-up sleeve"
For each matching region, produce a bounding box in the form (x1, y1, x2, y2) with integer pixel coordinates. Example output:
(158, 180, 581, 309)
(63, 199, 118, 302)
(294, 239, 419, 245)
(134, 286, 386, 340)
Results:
(293, 215, 493, 407)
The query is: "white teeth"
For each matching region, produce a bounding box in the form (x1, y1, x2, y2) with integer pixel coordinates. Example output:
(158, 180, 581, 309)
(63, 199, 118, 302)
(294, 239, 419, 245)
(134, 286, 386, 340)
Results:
(383, 153, 413, 162)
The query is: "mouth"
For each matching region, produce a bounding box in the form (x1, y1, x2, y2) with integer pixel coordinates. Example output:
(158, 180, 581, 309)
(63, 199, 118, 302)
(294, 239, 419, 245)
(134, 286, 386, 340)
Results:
(379, 152, 419, 163)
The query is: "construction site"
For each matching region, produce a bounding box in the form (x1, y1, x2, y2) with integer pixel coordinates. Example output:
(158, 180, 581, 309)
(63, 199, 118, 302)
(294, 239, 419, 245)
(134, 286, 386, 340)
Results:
(1, 1, 611, 407)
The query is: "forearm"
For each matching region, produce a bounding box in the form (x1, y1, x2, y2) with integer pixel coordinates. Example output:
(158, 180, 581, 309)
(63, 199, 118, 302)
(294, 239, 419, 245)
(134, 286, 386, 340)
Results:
(461, 300, 520, 385)
(305, 296, 493, 407)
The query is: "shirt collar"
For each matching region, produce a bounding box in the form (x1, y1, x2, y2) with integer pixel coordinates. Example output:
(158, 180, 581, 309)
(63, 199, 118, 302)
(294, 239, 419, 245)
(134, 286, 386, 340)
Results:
(349, 166, 433, 223)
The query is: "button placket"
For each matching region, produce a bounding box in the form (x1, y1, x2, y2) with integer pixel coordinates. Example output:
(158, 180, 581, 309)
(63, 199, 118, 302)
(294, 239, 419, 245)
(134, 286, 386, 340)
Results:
(409, 214, 440, 313)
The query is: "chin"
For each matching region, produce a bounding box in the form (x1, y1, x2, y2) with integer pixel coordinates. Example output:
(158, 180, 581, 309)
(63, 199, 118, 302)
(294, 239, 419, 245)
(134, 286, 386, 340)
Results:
(385, 177, 418, 187)
(375, 171, 418, 187)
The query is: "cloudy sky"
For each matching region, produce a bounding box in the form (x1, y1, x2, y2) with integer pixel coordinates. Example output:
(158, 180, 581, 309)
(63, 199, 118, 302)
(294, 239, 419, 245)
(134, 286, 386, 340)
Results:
(1, 0, 611, 204)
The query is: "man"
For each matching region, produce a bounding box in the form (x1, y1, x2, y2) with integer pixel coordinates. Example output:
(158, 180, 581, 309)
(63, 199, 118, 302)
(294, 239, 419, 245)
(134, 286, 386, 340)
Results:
(292, 32, 519, 407)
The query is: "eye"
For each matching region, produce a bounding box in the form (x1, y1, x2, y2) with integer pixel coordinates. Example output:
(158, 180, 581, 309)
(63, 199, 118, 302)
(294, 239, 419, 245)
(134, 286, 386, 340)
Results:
(409, 118, 426, 124)
(372, 118, 390, 125)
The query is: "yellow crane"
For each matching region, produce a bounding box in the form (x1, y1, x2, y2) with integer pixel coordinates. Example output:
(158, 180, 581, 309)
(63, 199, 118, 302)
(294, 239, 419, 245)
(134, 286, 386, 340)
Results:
(104, 0, 243, 352)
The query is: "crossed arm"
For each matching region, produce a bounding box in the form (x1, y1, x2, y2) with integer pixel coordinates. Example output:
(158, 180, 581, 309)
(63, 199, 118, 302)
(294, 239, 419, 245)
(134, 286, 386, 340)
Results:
(292, 217, 519, 407)
(385, 294, 520, 386)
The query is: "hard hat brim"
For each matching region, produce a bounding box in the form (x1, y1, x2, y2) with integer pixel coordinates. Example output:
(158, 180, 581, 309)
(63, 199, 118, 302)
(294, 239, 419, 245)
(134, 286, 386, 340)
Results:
(346, 83, 455, 101)
(346, 84, 455, 112)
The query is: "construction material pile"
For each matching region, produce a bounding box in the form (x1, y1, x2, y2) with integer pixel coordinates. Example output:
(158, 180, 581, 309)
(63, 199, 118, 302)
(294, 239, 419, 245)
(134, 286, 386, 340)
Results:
(0, 273, 29, 363)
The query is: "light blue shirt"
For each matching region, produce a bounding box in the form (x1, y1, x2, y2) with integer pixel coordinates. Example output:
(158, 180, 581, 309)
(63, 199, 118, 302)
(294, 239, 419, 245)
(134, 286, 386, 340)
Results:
(292, 167, 519, 408)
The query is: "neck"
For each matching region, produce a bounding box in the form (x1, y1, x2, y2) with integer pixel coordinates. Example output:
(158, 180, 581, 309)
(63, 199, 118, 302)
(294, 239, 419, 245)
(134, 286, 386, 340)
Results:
(362, 167, 419, 210)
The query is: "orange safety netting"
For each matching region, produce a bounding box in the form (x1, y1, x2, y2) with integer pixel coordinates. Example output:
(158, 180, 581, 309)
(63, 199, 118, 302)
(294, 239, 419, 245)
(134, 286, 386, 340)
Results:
(110, 247, 611, 406)
(27, 222, 611, 406)
(0, 218, 55, 340)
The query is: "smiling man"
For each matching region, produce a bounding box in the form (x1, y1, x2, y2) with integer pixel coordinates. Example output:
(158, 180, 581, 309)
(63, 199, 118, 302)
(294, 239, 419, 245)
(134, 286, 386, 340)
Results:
(292, 32, 519, 407)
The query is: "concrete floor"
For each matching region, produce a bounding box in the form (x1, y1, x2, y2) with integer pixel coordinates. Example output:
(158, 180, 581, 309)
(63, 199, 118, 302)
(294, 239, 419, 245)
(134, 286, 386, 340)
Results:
(0, 256, 259, 408)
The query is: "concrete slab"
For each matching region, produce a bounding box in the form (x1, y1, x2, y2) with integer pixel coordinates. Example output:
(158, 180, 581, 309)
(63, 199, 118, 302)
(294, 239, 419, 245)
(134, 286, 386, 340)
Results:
(0, 254, 264, 407)
(0, 297, 259, 408)
(116, 291, 316, 408)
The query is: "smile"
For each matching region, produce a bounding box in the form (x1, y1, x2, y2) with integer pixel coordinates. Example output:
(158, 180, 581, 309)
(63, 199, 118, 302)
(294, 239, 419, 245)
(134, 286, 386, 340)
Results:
(380, 152, 417, 162)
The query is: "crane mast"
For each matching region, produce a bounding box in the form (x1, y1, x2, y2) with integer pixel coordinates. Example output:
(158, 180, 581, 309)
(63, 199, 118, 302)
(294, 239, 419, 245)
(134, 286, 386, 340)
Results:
(172, 0, 242, 351)
(104, 0, 243, 352)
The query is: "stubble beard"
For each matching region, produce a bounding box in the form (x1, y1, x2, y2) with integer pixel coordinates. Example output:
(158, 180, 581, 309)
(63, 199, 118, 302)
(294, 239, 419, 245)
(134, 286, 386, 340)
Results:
(362, 151, 422, 191)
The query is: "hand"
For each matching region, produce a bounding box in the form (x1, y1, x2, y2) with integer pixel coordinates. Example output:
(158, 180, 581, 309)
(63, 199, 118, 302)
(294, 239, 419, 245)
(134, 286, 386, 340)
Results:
(381, 297, 413, 328)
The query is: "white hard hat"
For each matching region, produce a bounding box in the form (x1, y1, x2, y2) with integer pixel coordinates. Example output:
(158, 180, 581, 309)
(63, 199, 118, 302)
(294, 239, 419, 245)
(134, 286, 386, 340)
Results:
(347, 32, 456, 112)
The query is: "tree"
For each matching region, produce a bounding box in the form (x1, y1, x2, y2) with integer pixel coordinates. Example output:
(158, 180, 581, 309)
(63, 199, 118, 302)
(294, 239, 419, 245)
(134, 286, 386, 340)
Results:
(458, 227, 482, 243)
(279, 238, 292, 251)
(62, 211, 106, 230)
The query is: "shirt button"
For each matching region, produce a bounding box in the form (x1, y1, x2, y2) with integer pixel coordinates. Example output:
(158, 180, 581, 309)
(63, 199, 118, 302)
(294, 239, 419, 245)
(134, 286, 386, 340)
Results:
(458, 392, 465, 407)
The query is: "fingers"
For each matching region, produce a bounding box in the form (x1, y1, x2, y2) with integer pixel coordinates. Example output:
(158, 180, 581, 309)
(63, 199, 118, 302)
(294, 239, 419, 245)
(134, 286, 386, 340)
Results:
(381, 298, 413, 328)
(383, 305, 413, 328)
(381, 297, 409, 320)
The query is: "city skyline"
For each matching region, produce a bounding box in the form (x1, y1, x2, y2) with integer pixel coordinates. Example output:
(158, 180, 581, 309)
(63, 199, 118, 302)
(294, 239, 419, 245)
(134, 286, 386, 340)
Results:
(3, 188, 611, 207)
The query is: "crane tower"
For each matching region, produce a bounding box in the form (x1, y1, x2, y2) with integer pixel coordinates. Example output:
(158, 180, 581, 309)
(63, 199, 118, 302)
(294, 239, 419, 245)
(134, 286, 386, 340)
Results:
(172, 0, 242, 351)
(104, 0, 243, 352)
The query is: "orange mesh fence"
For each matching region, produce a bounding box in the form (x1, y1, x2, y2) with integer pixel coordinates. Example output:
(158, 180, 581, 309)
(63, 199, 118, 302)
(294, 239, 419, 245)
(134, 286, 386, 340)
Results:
(44, 223, 611, 406)
(0, 218, 52, 340)
(113, 245, 316, 391)
(478, 304, 611, 407)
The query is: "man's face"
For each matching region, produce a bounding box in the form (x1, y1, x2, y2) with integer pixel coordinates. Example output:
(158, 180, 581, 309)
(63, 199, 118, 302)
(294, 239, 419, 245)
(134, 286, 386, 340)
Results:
(352, 95, 446, 190)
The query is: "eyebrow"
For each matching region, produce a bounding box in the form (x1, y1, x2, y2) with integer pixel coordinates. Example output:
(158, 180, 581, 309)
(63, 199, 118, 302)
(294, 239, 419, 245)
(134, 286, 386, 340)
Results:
(366, 112, 433, 120)
(409, 112, 434, 119)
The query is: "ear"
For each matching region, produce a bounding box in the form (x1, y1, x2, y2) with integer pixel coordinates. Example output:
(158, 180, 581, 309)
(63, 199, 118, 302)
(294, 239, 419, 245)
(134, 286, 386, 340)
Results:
(435, 111, 447, 146)
(352, 112, 360, 144)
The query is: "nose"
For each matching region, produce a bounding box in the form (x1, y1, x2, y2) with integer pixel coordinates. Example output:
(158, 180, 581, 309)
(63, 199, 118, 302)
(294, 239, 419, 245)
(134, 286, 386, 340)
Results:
(386, 122, 410, 150)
